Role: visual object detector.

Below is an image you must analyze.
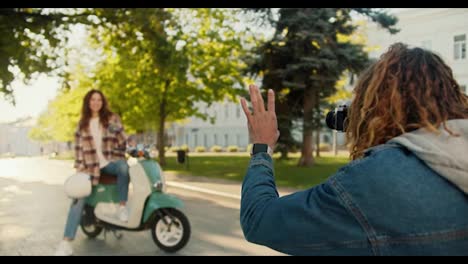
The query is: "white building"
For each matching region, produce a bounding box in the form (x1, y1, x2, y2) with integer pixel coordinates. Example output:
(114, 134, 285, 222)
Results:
(171, 98, 340, 151)
(0, 117, 42, 156)
(172, 100, 250, 150)
(366, 8, 468, 94)
(0, 117, 68, 157)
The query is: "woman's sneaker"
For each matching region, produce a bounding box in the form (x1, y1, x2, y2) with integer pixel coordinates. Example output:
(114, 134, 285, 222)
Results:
(118, 205, 129, 222)
(54, 240, 73, 256)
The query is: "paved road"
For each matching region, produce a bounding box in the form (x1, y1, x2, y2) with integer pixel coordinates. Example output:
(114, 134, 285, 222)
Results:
(0, 157, 284, 256)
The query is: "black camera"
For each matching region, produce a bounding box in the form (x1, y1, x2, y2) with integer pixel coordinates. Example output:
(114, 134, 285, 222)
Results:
(325, 105, 348, 132)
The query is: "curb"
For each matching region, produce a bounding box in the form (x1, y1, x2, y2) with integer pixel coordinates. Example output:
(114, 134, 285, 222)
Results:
(166, 181, 241, 200)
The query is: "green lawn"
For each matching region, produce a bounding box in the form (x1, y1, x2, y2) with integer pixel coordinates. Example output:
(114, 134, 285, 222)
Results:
(162, 155, 350, 189)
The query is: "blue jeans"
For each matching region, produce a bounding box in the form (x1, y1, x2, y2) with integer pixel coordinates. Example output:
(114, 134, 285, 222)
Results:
(63, 160, 129, 240)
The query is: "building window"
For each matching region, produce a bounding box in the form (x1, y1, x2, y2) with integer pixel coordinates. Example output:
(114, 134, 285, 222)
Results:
(461, 85, 467, 94)
(225, 104, 229, 119)
(421, 40, 432, 50)
(204, 134, 207, 147)
(224, 134, 229, 147)
(454, 34, 466, 60)
(214, 134, 218, 145)
(236, 134, 241, 146)
(194, 134, 198, 146)
(185, 134, 189, 145)
(236, 105, 241, 118)
(323, 135, 330, 143)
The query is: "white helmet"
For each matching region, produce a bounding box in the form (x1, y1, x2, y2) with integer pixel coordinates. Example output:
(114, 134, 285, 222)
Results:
(64, 172, 92, 199)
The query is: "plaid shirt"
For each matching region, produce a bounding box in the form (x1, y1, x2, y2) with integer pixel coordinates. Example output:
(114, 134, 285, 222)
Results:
(74, 114, 127, 181)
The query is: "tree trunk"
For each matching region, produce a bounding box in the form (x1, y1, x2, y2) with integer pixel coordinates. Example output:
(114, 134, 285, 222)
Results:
(315, 89, 321, 158)
(277, 97, 293, 160)
(315, 128, 320, 158)
(298, 89, 315, 167)
(157, 80, 170, 166)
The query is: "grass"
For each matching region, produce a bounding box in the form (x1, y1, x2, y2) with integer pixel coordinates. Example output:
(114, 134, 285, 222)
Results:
(162, 154, 350, 189)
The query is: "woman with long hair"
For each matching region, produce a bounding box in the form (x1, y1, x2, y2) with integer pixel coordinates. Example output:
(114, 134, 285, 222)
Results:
(55, 89, 129, 256)
(240, 43, 468, 255)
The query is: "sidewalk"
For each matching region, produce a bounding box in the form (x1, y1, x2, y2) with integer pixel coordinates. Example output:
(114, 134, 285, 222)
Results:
(164, 171, 300, 208)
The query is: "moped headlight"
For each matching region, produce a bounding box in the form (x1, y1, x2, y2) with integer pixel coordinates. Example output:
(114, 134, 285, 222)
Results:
(153, 181, 164, 192)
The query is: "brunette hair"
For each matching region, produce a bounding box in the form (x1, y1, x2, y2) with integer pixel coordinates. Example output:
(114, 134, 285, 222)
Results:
(78, 89, 114, 131)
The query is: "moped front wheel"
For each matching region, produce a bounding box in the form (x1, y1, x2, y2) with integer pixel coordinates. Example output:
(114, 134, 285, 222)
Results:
(151, 208, 190, 253)
(80, 222, 103, 238)
(80, 206, 103, 238)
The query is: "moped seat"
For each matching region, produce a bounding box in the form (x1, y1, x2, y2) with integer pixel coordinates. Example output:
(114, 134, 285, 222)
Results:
(99, 173, 118, 185)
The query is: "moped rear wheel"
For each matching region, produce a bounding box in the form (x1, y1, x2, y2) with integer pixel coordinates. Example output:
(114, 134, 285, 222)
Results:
(151, 208, 190, 253)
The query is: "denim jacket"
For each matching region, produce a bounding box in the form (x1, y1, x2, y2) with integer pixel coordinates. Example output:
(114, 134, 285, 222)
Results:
(240, 120, 468, 255)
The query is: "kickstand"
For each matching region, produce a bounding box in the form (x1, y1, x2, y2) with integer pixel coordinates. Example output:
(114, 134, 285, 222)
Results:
(103, 228, 123, 240)
(112, 229, 123, 240)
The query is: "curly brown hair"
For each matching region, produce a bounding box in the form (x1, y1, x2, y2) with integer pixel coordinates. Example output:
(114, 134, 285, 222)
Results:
(346, 43, 468, 160)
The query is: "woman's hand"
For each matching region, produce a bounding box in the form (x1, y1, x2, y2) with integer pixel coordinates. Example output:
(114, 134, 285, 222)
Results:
(92, 178, 99, 186)
(240, 84, 280, 150)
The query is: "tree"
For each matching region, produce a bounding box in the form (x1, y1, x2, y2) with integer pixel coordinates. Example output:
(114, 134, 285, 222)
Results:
(0, 8, 93, 102)
(29, 64, 92, 144)
(84, 8, 252, 165)
(27, 8, 260, 166)
(247, 8, 398, 166)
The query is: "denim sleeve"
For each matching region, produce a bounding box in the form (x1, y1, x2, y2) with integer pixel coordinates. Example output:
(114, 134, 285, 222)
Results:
(240, 153, 371, 256)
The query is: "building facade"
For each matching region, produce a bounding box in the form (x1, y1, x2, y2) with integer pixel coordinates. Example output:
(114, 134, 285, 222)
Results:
(172, 101, 251, 150)
(366, 8, 468, 94)
(0, 117, 68, 157)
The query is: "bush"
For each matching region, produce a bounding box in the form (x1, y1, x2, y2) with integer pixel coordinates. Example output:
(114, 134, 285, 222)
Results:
(246, 144, 253, 153)
(169, 146, 180, 153)
(210, 145, 223, 152)
(318, 143, 331, 151)
(180, 144, 189, 152)
(195, 146, 206, 152)
(227, 145, 239, 152)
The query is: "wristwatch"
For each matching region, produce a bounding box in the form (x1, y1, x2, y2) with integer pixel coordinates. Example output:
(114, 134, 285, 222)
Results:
(250, 143, 274, 156)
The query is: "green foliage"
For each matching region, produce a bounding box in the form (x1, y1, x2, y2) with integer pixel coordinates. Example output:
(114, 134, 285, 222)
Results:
(30, 8, 257, 150)
(210, 145, 223, 152)
(318, 143, 331, 151)
(0, 8, 93, 102)
(246, 8, 398, 160)
(180, 144, 189, 152)
(195, 146, 206, 152)
(169, 146, 180, 153)
(29, 65, 90, 142)
(227, 145, 239, 152)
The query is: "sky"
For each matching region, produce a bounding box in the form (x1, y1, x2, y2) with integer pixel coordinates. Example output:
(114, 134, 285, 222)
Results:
(0, 76, 60, 123)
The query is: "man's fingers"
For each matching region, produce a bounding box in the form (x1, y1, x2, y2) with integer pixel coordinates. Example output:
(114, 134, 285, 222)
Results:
(250, 84, 265, 113)
(248, 85, 258, 113)
(254, 84, 266, 113)
(267, 89, 275, 113)
(240, 97, 252, 124)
